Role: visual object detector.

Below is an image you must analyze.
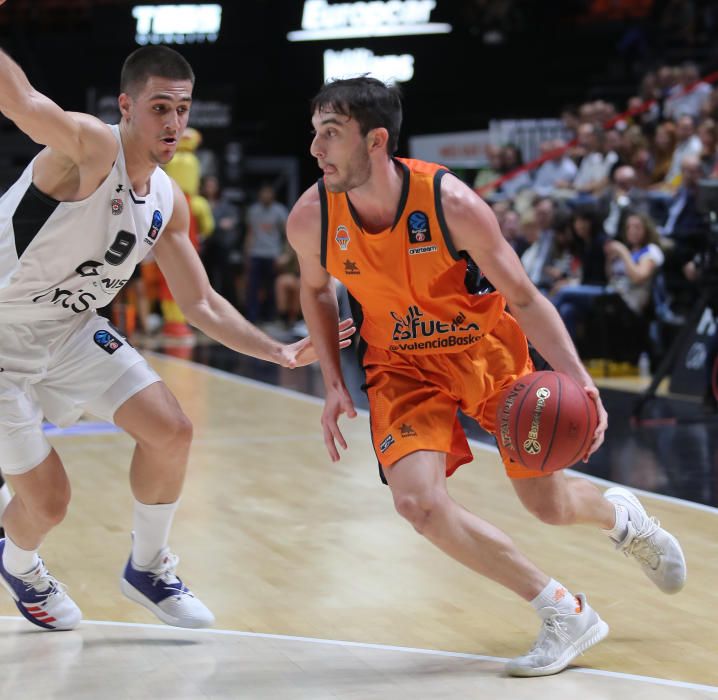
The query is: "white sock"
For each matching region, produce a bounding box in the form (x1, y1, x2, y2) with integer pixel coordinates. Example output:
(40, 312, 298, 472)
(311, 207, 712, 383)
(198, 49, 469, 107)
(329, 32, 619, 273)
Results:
(131, 499, 179, 567)
(604, 503, 629, 542)
(531, 578, 581, 618)
(0, 483, 11, 521)
(2, 535, 40, 577)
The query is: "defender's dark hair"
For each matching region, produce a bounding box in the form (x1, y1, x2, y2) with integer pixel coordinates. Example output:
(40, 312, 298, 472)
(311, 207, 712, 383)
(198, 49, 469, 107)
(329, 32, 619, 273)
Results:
(311, 76, 402, 155)
(120, 46, 195, 96)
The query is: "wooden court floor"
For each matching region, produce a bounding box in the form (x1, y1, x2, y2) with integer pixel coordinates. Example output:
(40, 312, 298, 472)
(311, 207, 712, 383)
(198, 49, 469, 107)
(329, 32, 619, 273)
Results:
(0, 354, 716, 699)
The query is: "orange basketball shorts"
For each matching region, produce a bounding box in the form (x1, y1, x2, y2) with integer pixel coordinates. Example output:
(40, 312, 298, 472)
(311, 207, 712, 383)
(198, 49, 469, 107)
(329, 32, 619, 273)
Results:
(363, 311, 545, 480)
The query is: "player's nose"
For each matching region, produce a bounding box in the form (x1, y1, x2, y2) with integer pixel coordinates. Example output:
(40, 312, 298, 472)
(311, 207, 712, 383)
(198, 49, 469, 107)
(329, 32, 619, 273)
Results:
(310, 135, 323, 159)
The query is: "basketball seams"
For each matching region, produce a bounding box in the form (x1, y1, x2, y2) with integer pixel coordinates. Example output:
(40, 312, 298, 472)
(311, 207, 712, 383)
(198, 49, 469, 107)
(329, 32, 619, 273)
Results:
(564, 376, 592, 468)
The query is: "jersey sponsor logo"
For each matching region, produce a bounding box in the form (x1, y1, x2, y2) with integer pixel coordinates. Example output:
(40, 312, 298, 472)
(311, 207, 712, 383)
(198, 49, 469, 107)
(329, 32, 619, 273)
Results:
(32, 287, 97, 313)
(111, 198, 124, 215)
(93, 329, 123, 355)
(146, 209, 163, 242)
(390, 305, 480, 342)
(95, 277, 129, 295)
(407, 210, 430, 243)
(408, 244, 438, 256)
(343, 259, 360, 275)
(335, 225, 350, 250)
(379, 433, 395, 453)
(75, 260, 103, 277)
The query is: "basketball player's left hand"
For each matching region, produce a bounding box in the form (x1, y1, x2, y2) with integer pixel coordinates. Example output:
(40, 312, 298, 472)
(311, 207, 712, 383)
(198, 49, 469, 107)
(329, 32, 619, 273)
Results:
(584, 385, 608, 459)
(281, 317, 356, 368)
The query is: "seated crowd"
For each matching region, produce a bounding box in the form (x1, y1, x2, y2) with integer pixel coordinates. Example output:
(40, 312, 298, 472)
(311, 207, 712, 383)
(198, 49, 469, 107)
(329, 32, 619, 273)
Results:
(475, 61, 717, 369)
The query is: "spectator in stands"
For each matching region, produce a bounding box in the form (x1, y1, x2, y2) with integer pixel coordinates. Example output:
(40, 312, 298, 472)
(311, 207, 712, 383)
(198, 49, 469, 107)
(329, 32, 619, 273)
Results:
(699, 88, 718, 121)
(521, 196, 557, 292)
(627, 92, 659, 128)
(649, 121, 677, 185)
(660, 152, 707, 313)
(605, 212, 665, 317)
(543, 214, 582, 297)
(490, 199, 511, 228)
(533, 139, 577, 196)
(500, 208, 529, 257)
(496, 143, 532, 199)
(560, 105, 580, 139)
(664, 114, 702, 185)
(572, 123, 619, 198)
(200, 175, 242, 309)
(665, 62, 713, 121)
(697, 117, 717, 174)
(661, 153, 705, 240)
(656, 65, 679, 101)
(551, 212, 663, 340)
(573, 205, 608, 286)
(274, 243, 303, 336)
(599, 165, 649, 237)
(631, 144, 654, 189)
(245, 183, 289, 324)
(473, 143, 503, 196)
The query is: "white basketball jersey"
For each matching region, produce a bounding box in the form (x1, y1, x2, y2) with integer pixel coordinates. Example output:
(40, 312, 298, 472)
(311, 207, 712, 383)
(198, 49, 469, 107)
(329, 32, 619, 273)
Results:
(0, 124, 174, 322)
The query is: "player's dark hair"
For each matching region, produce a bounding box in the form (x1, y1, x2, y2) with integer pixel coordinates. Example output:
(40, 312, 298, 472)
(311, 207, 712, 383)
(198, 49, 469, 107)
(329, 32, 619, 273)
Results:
(120, 46, 195, 96)
(311, 76, 403, 155)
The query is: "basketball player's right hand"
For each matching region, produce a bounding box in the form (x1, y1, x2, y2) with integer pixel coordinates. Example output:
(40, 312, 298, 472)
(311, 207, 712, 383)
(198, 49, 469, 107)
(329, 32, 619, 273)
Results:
(322, 385, 357, 462)
(584, 384, 608, 459)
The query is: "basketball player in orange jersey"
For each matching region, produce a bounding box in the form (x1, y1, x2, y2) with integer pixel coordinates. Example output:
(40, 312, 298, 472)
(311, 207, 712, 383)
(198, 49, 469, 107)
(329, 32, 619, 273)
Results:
(288, 77, 687, 677)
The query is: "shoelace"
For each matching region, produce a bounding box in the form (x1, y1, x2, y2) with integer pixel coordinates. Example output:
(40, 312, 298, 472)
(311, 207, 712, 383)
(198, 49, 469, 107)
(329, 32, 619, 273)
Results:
(528, 615, 572, 654)
(19, 564, 67, 602)
(618, 518, 663, 570)
(149, 552, 194, 599)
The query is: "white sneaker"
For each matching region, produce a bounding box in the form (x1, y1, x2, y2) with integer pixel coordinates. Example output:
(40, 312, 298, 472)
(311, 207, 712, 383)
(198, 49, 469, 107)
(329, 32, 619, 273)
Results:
(506, 594, 608, 677)
(120, 547, 215, 629)
(604, 487, 687, 594)
(0, 539, 82, 631)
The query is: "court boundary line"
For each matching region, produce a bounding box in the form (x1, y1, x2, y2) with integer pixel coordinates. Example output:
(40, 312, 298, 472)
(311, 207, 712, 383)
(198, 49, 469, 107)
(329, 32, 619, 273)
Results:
(0, 615, 715, 693)
(148, 352, 718, 517)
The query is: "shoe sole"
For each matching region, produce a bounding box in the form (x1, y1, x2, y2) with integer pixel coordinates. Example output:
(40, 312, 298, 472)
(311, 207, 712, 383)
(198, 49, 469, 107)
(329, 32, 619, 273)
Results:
(604, 487, 687, 594)
(506, 619, 610, 677)
(0, 570, 78, 631)
(120, 577, 214, 629)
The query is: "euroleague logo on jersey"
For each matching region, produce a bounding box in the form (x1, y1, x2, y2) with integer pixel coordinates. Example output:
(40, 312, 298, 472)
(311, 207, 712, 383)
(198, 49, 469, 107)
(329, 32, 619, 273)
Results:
(93, 329, 123, 355)
(407, 211, 430, 244)
(145, 210, 163, 243)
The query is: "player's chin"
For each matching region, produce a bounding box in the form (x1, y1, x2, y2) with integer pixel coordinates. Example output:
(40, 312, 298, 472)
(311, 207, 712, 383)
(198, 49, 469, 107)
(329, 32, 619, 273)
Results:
(154, 147, 177, 164)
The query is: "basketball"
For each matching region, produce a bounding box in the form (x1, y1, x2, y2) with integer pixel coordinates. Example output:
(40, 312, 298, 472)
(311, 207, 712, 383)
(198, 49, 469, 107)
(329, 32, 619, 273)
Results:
(495, 371, 598, 473)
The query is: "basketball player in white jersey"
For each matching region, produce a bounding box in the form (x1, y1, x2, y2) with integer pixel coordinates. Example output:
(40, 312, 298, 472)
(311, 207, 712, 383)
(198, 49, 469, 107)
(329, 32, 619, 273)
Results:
(0, 44, 354, 631)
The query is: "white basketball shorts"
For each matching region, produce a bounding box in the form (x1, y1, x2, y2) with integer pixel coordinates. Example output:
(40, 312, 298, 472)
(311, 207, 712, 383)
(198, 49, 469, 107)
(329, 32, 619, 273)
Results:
(0, 312, 160, 475)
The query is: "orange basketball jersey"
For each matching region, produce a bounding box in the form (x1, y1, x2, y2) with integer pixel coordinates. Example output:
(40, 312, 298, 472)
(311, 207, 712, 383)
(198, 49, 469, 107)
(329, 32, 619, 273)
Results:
(320, 158, 506, 354)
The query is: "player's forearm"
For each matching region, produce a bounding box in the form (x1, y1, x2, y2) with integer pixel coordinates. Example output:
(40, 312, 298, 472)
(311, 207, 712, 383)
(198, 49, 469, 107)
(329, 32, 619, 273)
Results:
(300, 283, 344, 388)
(183, 291, 285, 365)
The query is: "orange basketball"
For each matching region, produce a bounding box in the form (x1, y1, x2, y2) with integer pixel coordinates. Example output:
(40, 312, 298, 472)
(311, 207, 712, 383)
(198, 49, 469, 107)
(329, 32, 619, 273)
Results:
(495, 371, 597, 473)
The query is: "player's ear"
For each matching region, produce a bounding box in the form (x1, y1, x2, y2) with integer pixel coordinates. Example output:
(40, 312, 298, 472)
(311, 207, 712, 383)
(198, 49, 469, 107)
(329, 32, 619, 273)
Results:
(118, 93, 132, 120)
(367, 127, 389, 154)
